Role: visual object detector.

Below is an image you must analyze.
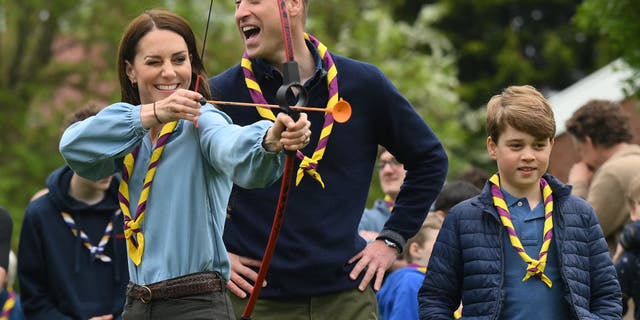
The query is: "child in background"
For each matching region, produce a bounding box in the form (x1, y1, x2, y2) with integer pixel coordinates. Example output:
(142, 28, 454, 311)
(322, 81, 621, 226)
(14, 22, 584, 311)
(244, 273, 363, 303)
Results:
(0, 251, 25, 320)
(19, 105, 128, 319)
(430, 180, 481, 221)
(418, 85, 621, 319)
(614, 175, 640, 319)
(377, 214, 442, 320)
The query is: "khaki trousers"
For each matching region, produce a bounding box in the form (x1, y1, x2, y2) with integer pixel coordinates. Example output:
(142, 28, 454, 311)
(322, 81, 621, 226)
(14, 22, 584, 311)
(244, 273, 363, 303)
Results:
(229, 287, 378, 320)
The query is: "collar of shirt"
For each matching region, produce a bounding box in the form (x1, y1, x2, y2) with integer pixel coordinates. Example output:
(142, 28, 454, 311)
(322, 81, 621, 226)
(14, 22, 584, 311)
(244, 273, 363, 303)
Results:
(252, 38, 326, 87)
(501, 189, 545, 222)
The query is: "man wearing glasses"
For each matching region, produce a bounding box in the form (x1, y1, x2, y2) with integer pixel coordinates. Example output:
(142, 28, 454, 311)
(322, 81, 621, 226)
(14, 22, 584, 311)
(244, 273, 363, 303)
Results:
(359, 147, 406, 242)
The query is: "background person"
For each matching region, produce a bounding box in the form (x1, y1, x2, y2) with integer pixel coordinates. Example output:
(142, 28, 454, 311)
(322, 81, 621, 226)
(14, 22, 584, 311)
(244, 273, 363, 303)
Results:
(377, 214, 442, 320)
(1, 251, 25, 320)
(565, 99, 640, 253)
(430, 180, 481, 221)
(359, 147, 407, 242)
(19, 105, 127, 320)
(613, 175, 640, 319)
(0, 207, 11, 288)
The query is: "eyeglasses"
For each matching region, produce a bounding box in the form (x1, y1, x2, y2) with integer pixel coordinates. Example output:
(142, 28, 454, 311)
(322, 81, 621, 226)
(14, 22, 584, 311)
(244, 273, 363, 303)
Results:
(376, 158, 402, 170)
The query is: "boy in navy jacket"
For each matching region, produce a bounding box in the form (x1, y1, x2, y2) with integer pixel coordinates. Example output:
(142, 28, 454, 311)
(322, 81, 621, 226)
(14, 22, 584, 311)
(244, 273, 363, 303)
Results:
(419, 85, 621, 319)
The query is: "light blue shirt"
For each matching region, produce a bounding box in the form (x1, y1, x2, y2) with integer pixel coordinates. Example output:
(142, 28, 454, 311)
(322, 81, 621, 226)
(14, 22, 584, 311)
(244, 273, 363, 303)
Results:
(60, 102, 284, 284)
(500, 190, 570, 319)
(358, 199, 392, 234)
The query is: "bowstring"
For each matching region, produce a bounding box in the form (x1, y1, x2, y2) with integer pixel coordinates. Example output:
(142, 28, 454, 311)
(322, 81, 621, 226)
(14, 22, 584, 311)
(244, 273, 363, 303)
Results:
(196, 0, 232, 317)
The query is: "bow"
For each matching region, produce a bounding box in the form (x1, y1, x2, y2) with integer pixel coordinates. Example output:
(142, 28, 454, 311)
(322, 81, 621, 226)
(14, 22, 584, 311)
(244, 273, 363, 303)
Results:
(194, 0, 214, 111)
(193, 1, 241, 317)
(241, 0, 305, 318)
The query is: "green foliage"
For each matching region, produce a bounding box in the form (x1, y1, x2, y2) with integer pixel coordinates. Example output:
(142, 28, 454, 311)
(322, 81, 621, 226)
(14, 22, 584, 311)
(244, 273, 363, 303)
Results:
(317, 3, 470, 203)
(575, 0, 640, 95)
(339, 4, 470, 175)
(435, 0, 609, 107)
(404, 0, 619, 176)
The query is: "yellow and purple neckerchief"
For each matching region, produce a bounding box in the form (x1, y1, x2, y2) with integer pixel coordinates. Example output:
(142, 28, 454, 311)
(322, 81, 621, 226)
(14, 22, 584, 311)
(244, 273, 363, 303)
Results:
(489, 174, 554, 288)
(60, 210, 120, 262)
(118, 121, 177, 265)
(0, 289, 15, 320)
(384, 194, 394, 212)
(407, 263, 426, 274)
(241, 33, 338, 188)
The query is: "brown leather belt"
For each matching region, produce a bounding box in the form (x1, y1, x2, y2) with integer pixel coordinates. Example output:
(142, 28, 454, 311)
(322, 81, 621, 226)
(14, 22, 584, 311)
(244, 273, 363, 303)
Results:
(127, 271, 223, 303)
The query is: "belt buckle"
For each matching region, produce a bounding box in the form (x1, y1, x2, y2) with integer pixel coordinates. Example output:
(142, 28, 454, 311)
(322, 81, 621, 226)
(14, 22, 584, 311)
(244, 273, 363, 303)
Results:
(139, 285, 152, 304)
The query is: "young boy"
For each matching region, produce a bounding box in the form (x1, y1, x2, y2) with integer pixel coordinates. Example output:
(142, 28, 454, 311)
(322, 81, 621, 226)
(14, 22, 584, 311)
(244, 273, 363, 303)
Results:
(377, 214, 442, 320)
(19, 105, 128, 319)
(614, 175, 640, 319)
(418, 85, 622, 319)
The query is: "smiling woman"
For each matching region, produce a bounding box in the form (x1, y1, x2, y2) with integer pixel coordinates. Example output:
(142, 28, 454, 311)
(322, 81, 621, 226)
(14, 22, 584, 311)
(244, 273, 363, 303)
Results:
(58, 8, 311, 320)
(124, 28, 192, 106)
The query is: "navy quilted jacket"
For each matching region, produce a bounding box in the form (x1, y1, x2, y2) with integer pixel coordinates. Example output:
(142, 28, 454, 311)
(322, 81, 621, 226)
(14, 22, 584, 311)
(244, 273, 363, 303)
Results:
(418, 174, 622, 319)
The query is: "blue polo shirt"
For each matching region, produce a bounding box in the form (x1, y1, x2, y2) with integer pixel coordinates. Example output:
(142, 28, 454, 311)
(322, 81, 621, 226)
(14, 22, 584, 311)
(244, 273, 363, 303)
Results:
(500, 190, 570, 319)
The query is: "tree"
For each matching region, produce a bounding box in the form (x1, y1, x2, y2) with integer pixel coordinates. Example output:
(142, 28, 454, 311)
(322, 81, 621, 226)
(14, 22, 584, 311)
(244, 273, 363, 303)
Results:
(575, 0, 640, 95)
(387, 0, 617, 174)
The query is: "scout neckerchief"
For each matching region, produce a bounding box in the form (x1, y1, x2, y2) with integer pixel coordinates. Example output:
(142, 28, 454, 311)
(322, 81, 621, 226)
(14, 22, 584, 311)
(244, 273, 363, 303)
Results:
(60, 209, 120, 262)
(241, 33, 338, 188)
(118, 121, 177, 265)
(384, 194, 394, 212)
(407, 263, 426, 274)
(489, 173, 554, 288)
(0, 289, 15, 320)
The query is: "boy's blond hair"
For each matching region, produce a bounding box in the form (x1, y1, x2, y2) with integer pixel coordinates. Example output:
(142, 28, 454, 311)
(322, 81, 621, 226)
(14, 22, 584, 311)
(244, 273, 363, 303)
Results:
(403, 214, 443, 262)
(486, 85, 555, 142)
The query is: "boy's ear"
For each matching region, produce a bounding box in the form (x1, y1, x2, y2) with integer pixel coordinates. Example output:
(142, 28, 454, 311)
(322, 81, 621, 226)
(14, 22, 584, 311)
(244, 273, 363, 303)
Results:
(487, 137, 497, 160)
(408, 242, 421, 261)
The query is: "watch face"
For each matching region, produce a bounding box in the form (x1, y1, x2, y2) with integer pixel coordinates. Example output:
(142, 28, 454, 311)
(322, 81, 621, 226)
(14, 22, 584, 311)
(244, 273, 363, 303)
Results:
(384, 239, 401, 254)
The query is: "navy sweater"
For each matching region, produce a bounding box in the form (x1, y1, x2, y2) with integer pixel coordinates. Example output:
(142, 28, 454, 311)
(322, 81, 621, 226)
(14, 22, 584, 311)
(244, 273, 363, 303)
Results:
(209, 48, 448, 298)
(18, 165, 128, 319)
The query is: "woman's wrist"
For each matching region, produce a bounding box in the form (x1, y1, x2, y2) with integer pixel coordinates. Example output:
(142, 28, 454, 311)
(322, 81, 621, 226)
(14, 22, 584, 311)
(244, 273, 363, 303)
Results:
(262, 128, 282, 152)
(153, 102, 164, 124)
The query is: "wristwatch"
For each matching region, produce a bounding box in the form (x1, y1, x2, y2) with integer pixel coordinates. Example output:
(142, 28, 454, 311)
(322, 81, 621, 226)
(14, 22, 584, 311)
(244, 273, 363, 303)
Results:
(380, 238, 402, 255)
